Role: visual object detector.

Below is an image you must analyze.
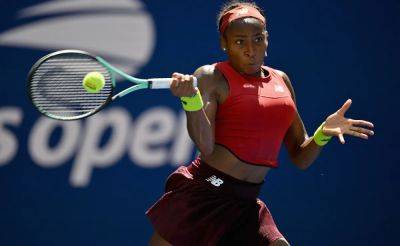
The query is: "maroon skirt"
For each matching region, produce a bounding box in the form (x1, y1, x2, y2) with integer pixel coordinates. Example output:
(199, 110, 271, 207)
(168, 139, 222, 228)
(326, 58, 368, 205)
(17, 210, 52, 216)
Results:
(146, 158, 283, 245)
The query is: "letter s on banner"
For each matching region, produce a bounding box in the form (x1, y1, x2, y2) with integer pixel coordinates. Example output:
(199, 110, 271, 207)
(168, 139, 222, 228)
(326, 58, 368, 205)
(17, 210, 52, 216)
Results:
(0, 107, 23, 166)
(28, 117, 81, 168)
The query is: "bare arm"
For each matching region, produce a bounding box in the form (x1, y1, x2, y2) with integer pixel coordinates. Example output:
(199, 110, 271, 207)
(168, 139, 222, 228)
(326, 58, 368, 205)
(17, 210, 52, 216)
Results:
(278, 70, 323, 170)
(170, 65, 219, 156)
(279, 71, 375, 170)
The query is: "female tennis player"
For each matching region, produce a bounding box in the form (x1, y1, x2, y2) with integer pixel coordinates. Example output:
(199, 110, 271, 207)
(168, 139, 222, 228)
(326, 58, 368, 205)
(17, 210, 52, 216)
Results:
(147, 1, 374, 245)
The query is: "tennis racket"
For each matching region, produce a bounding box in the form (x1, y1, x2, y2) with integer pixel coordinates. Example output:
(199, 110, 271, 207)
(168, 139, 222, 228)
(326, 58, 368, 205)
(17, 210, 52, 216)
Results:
(27, 49, 197, 121)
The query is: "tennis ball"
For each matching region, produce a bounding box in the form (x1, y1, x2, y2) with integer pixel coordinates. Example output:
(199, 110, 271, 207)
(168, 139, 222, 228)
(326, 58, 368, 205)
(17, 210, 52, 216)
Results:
(82, 72, 105, 93)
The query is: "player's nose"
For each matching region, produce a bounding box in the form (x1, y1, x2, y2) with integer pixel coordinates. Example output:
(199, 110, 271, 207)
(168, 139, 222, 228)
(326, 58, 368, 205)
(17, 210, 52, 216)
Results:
(244, 43, 256, 58)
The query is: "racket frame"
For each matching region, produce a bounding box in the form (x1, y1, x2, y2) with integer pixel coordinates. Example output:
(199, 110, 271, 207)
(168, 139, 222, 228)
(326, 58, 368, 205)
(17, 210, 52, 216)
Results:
(27, 49, 196, 120)
(27, 50, 115, 120)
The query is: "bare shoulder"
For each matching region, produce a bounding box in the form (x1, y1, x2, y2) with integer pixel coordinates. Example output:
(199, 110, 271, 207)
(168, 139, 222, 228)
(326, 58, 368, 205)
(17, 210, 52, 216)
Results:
(274, 69, 290, 81)
(194, 64, 225, 84)
(273, 69, 296, 103)
(193, 64, 228, 103)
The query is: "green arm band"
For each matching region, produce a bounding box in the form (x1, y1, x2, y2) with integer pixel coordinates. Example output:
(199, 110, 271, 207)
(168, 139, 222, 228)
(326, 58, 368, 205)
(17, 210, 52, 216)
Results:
(313, 122, 332, 146)
(180, 89, 204, 112)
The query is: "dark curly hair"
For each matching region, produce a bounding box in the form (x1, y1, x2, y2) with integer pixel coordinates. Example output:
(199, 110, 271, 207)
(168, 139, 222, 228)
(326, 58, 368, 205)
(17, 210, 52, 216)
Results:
(217, 0, 266, 32)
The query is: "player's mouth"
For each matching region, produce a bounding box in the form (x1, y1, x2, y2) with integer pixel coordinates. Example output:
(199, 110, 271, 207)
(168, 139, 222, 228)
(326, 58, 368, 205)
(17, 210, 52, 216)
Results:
(243, 64, 262, 75)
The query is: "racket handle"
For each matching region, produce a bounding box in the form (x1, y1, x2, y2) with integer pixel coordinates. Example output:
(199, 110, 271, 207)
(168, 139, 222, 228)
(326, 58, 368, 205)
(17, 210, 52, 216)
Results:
(149, 77, 198, 89)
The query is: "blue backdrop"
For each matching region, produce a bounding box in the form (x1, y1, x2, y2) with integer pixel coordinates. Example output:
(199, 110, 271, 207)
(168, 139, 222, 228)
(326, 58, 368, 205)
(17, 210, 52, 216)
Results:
(0, 0, 398, 245)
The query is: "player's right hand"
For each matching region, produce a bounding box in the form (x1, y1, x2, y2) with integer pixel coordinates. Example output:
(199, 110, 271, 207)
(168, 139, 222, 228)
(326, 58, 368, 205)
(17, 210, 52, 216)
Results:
(170, 73, 197, 97)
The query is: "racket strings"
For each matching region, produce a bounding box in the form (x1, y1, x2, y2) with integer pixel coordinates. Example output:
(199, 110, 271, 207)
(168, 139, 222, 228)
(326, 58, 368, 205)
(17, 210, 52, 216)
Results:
(29, 53, 112, 119)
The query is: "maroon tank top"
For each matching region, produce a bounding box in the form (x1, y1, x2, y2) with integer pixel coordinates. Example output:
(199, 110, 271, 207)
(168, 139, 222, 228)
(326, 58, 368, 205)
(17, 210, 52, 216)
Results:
(214, 61, 297, 168)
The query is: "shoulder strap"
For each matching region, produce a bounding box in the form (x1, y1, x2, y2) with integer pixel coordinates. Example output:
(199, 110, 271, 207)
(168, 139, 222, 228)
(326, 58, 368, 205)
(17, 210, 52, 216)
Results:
(215, 61, 239, 82)
(264, 66, 296, 102)
(215, 61, 243, 97)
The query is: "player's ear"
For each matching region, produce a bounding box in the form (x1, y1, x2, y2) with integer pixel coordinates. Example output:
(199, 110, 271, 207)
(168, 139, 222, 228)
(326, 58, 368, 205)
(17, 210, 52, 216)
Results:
(264, 30, 268, 57)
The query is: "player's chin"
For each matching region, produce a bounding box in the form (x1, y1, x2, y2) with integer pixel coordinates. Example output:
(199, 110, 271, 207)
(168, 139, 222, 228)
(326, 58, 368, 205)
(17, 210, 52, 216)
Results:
(243, 63, 263, 75)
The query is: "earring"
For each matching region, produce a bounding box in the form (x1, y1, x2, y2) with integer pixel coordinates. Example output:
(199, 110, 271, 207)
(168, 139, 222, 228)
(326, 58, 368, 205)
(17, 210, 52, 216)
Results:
(265, 41, 268, 57)
(223, 48, 226, 51)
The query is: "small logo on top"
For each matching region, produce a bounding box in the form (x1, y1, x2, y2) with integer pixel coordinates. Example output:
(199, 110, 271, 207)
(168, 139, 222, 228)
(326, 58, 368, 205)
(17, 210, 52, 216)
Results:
(274, 84, 285, 93)
(243, 83, 255, 88)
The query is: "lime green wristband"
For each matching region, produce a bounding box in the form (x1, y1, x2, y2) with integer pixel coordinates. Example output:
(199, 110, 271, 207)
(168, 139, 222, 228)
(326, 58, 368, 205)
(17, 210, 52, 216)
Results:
(313, 122, 332, 146)
(180, 89, 204, 111)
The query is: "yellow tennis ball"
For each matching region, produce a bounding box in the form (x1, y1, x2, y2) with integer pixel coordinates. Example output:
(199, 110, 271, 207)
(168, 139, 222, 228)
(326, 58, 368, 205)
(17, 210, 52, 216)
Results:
(82, 72, 105, 93)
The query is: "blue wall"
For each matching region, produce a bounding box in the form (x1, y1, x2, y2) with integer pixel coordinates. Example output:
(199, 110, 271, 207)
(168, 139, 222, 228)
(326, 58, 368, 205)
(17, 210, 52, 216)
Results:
(0, 0, 398, 245)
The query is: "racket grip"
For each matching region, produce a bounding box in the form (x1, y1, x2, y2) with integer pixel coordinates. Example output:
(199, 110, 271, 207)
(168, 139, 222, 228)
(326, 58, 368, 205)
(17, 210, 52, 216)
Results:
(149, 77, 198, 89)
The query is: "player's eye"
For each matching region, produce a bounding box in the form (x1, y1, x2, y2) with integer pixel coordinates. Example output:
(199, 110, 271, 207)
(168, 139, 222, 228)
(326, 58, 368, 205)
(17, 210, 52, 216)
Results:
(235, 39, 244, 45)
(254, 36, 264, 42)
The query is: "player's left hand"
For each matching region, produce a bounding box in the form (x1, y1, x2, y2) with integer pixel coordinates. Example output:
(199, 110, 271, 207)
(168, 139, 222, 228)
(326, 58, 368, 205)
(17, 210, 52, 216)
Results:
(322, 99, 374, 144)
